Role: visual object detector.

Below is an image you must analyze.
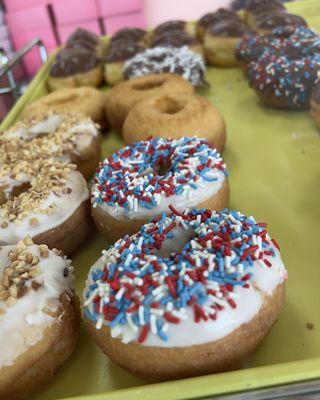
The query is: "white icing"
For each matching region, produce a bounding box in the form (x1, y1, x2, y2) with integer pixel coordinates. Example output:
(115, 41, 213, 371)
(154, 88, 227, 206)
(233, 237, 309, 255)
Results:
(0, 170, 89, 245)
(84, 242, 286, 348)
(0, 244, 75, 368)
(97, 171, 225, 221)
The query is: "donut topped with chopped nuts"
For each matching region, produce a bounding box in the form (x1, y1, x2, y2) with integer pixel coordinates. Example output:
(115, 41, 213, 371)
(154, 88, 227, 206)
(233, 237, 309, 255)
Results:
(0, 237, 75, 368)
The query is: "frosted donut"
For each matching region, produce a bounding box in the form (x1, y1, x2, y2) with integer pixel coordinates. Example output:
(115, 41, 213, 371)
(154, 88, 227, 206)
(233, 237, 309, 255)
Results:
(0, 160, 91, 255)
(21, 87, 108, 129)
(1, 111, 101, 178)
(91, 137, 229, 242)
(83, 208, 287, 381)
(0, 237, 80, 400)
(105, 73, 194, 133)
(123, 92, 226, 152)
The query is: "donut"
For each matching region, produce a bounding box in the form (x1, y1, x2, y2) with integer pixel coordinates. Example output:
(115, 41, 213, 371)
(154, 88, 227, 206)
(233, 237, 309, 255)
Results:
(103, 41, 145, 86)
(0, 159, 92, 254)
(150, 32, 204, 57)
(91, 137, 229, 242)
(248, 53, 320, 110)
(1, 111, 101, 178)
(21, 87, 108, 129)
(0, 237, 80, 400)
(123, 92, 226, 152)
(47, 48, 103, 91)
(65, 27, 105, 57)
(196, 9, 241, 41)
(311, 82, 320, 131)
(255, 13, 308, 34)
(152, 20, 196, 40)
(203, 20, 253, 67)
(123, 46, 207, 88)
(109, 28, 147, 47)
(105, 74, 194, 133)
(83, 208, 287, 381)
(244, 0, 286, 26)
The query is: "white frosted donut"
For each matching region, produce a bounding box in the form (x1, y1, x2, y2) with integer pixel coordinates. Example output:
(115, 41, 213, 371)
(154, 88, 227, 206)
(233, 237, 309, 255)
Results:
(0, 159, 91, 255)
(0, 111, 101, 178)
(0, 237, 80, 400)
(91, 137, 229, 242)
(83, 208, 287, 381)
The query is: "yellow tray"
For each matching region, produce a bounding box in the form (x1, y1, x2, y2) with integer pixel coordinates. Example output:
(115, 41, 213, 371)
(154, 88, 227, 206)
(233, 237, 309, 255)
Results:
(1, 1, 320, 398)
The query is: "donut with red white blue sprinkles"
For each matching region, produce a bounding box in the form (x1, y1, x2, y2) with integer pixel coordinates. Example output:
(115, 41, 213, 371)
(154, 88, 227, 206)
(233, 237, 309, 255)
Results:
(83, 208, 287, 381)
(91, 137, 229, 243)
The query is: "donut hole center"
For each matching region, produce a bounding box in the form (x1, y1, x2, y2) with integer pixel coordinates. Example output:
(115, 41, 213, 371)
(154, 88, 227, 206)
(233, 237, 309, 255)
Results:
(155, 97, 186, 115)
(1, 181, 32, 204)
(154, 226, 194, 258)
(132, 78, 165, 91)
(153, 159, 172, 177)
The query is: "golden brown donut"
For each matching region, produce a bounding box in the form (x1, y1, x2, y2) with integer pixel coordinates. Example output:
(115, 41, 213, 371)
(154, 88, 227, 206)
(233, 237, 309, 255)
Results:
(21, 87, 108, 129)
(105, 73, 194, 133)
(83, 209, 287, 381)
(47, 65, 103, 91)
(0, 238, 80, 400)
(123, 92, 226, 153)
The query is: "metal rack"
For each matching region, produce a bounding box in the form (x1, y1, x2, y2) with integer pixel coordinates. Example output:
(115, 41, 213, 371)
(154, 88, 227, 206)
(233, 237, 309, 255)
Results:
(0, 38, 48, 101)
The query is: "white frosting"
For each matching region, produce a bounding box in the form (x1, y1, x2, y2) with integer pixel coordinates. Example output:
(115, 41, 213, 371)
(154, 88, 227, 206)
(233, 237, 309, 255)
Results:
(97, 171, 225, 221)
(0, 170, 89, 245)
(84, 236, 287, 348)
(0, 244, 75, 368)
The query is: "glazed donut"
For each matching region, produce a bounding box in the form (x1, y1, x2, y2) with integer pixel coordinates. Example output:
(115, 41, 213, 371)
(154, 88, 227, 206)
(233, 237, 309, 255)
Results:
(196, 9, 241, 41)
(152, 20, 196, 40)
(248, 53, 320, 110)
(0, 237, 80, 400)
(0, 160, 92, 255)
(311, 82, 320, 131)
(123, 46, 207, 88)
(83, 208, 287, 381)
(91, 137, 229, 242)
(103, 41, 145, 86)
(47, 48, 103, 91)
(123, 92, 226, 152)
(1, 111, 101, 178)
(105, 74, 194, 133)
(21, 87, 108, 129)
(203, 20, 253, 67)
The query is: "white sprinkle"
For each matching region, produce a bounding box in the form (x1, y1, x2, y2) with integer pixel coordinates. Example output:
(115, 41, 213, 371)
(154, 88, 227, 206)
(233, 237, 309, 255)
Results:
(138, 306, 145, 325)
(96, 316, 104, 330)
(111, 326, 122, 338)
(150, 314, 158, 335)
(115, 287, 125, 300)
(126, 313, 138, 332)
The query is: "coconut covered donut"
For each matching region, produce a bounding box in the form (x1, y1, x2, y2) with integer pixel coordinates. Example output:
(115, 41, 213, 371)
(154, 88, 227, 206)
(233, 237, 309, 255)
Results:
(0, 159, 91, 255)
(21, 87, 108, 129)
(123, 92, 226, 152)
(91, 137, 229, 242)
(105, 73, 194, 133)
(123, 46, 207, 88)
(0, 237, 80, 400)
(83, 208, 287, 381)
(1, 111, 101, 178)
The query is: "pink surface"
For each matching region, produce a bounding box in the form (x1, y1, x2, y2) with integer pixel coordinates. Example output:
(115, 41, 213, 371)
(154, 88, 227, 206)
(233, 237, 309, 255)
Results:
(23, 46, 55, 76)
(57, 20, 101, 42)
(0, 25, 9, 40)
(143, 0, 232, 26)
(5, 5, 52, 31)
(96, 0, 143, 17)
(3, 0, 48, 12)
(103, 12, 146, 35)
(52, 0, 98, 25)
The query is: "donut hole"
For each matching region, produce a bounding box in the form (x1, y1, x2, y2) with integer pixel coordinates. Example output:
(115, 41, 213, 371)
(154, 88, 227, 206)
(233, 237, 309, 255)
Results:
(155, 96, 186, 115)
(154, 159, 172, 176)
(132, 78, 165, 91)
(154, 226, 194, 258)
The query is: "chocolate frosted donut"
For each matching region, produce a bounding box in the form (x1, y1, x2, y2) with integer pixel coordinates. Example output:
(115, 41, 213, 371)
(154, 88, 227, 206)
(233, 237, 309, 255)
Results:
(104, 42, 144, 63)
(153, 20, 196, 39)
(123, 46, 207, 87)
(197, 9, 241, 40)
(151, 31, 203, 57)
(245, 0, 284, 11)
(50, 48, 100, 78)
(67, 28, 100, 46)
(110, 28, 146, 45)
(206, 20, 253, 38)
(256, 13, 307, 32)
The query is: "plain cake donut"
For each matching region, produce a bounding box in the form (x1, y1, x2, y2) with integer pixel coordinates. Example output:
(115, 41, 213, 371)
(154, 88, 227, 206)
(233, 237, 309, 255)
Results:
(91, 137, 229, 242)
(83, 208, 287, 381)
(0, 237, 80, 400)
(122, 92, 226, 152)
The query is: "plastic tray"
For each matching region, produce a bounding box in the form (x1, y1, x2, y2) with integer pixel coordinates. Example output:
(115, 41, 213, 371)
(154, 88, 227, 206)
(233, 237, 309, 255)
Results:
(1, 1, 320, 399)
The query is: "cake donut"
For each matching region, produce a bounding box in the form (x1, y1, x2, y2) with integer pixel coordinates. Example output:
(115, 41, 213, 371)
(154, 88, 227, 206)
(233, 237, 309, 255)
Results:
(0, 237, 80, 400)
(105, 74, 194, 133)
(123, 92, 226, 152)
(83, 208, 287, 381)
(248, 53, 320, 110)
(91, 137, 229, 242)
(1, 111, 101, 178)
(0, 160, 91, 255)
(311, 81, 320, 131)
(123, 46, 207, 88)
(21, 87, 108, 129)
(196, 9, 241, 41)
